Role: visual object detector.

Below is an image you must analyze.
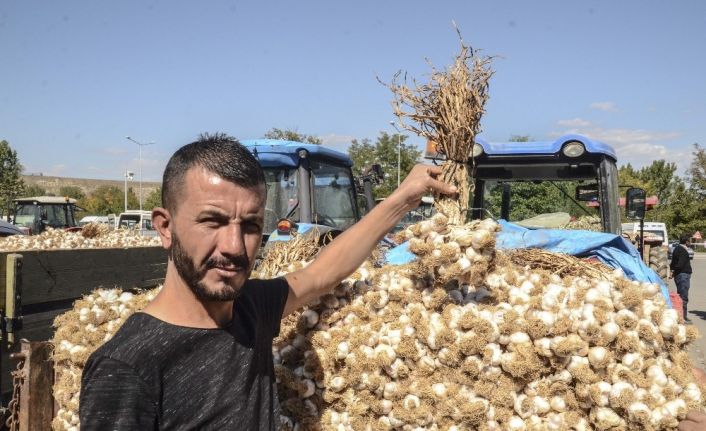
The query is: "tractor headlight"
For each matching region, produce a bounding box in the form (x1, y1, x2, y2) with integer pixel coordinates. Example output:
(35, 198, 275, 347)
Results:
(562, 141, 585, 158)
(471, 143, 484, 158)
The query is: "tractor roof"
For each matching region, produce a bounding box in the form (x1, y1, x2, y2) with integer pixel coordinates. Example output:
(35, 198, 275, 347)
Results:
(14, 196, 78, 204)
(476, 134, 617, 161)
(241, 139, 353, 168)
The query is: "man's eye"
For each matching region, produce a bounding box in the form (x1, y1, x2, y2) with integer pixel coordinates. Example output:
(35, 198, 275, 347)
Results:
(200, 218, 222, 227)
(244, 223, 262, 233)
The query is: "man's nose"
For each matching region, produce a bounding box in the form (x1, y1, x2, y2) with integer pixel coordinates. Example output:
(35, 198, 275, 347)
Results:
(218, 224, 246, 257)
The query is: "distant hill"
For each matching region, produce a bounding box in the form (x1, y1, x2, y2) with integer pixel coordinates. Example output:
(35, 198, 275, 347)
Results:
(22, 175, 161, 197)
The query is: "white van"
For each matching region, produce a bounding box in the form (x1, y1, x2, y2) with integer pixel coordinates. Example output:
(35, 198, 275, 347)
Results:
(621, 222, 668, 246)
(117, 210, 157, 237)
(79, 214, 117, 229)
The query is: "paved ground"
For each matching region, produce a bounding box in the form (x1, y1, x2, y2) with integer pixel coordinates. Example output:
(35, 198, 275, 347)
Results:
(671, 253, 706, 368)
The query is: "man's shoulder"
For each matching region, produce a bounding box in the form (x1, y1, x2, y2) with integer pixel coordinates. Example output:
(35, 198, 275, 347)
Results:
(243, 276, 289, 290)
(88, 313, 169, 367)
(241, 277, 289, 302)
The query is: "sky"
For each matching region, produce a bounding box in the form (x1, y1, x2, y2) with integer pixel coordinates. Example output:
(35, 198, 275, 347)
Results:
(1, 0, 705, 181)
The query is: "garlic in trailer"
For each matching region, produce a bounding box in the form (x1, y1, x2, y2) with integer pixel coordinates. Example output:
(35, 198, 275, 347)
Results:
(267, 213, 703, 431)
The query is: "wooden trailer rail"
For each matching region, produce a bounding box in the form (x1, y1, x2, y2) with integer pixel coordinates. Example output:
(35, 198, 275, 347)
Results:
(0, 247, 167, 424)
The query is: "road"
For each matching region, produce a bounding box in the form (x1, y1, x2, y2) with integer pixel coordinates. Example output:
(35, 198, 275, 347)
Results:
(673, 253, 706, 368)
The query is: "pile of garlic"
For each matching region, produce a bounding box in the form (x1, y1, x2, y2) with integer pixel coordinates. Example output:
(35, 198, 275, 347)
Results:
(272, 213, 703, 430)
(0, 227, 161, 251)
(566, 216, 602, 232)
(51, 287, 160, 431)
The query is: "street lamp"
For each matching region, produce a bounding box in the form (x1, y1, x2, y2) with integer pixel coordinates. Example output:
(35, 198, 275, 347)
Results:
(124, 170, 134, 212)
(125, 136, 155, 212)
(389, 121, 402, 187)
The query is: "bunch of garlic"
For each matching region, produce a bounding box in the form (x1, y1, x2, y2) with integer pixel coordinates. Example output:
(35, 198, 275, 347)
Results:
(51, 287, 160, 431)
(0, 227, 161, 251)
(272, 214, 703, 431)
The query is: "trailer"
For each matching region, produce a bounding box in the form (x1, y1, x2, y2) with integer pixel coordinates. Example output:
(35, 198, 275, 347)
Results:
(0, 247, 167, 428)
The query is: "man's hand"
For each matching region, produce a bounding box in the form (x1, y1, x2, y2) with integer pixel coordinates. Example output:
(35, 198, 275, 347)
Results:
(385, 165, 457, 214)
(678, 411, 706, 430)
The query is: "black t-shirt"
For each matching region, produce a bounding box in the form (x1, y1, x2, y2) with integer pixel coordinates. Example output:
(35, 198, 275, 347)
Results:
(79, 278, 289, 431)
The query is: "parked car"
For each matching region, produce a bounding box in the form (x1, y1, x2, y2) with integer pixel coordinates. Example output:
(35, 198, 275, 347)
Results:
(668, 240, 694, 260)
(0, 219, 25, 237)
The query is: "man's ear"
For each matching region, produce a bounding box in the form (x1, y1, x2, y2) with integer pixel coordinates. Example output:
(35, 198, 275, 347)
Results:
(152, 207, 172, 249)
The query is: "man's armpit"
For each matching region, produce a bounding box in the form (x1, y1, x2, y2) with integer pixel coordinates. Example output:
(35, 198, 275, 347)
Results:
(80, 356, 157, 430)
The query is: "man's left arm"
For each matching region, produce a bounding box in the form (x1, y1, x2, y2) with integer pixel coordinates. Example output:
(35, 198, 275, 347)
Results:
(282, 165, 456, 316)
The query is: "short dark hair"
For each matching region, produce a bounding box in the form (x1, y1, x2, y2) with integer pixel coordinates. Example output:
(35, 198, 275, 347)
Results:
(680, 233, 691, 244)
(162, 133, 265, 213)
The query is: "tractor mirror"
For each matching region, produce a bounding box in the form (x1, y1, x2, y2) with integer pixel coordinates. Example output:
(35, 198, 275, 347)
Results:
(626, 187, 646, 220)
(371, 164, 384, 181)
(357, 194, 370, 215)
(575, 184, 599, 201)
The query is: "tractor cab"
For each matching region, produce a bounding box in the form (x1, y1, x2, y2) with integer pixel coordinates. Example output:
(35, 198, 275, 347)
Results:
(12, 196, 82, 235)
(242, 140, 366, 244)
(462, 134, 621, 234)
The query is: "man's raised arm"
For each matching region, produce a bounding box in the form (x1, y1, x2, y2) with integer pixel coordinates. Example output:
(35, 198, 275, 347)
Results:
(283, 164, 457, 316)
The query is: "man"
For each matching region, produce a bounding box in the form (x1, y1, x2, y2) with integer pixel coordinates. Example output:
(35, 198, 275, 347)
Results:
(79, 133, 456, 429)
(671, 233, 693, 323)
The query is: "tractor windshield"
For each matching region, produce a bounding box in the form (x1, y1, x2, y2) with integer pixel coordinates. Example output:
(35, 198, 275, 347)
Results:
(311, 160, 357, 230)
(14, 203, 38, 228)
(263, 167, 299, 235)
(482, 180, 603, 231)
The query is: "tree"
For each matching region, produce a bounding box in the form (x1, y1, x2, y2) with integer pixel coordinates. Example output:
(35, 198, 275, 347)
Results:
(23, 184, 46, 197)
(0, 140, 26, 218)
(655, 180, 706, 240)
(348, 132, 422, 198)
(59, 185, 86, 201)
(144, 187, 162, 210)
(84, 186, 137, 215)
(263, 128, 322, 145)
(618, 164, 650, 191)
(687, 143, 706, 196)
(638, 160, 678, 204)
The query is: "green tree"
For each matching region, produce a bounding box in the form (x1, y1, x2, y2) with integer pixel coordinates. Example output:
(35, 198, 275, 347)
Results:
(348, 132, 421, 198)
(263, 128, 322, 145)
(59, 185, 86, 201)
(127, 187, 139, 211)
(638, 160, 678, 204)
(656, 181, 704, 239)
(144, 187, 162, 210)
(23, 184, 47, 197)
(0, 140, 26, 218)
(619, 164, 650, 191)
(687, 143, 706, 196)
(84, 186, 138, 215)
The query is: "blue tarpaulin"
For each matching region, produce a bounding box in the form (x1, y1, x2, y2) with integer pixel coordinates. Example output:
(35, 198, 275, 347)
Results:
(385, 220, 672, 306)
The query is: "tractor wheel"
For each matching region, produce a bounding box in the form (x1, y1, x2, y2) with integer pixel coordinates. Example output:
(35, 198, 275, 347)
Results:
(649, 246, 669, 280)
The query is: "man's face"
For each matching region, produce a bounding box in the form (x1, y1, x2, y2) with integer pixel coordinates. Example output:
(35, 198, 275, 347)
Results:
(167, 167, 265, 301)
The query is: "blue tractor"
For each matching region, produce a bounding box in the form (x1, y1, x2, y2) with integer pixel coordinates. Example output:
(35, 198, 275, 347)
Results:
(463, 134, 622, 234)
(242, 140, 380, 246)
(461, 133, 667, 279)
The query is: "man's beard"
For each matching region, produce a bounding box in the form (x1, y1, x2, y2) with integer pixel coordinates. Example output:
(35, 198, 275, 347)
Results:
(169, 231, 250, 301)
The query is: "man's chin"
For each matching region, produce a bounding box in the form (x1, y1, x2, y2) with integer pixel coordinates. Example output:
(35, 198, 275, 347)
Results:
(191, 282, 242, 302)
(190, 274, 247, 302)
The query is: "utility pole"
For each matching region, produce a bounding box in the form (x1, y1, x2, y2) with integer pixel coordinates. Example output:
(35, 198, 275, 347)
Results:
(125, 136, 155, 212)
(389, 121, 402, 187)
